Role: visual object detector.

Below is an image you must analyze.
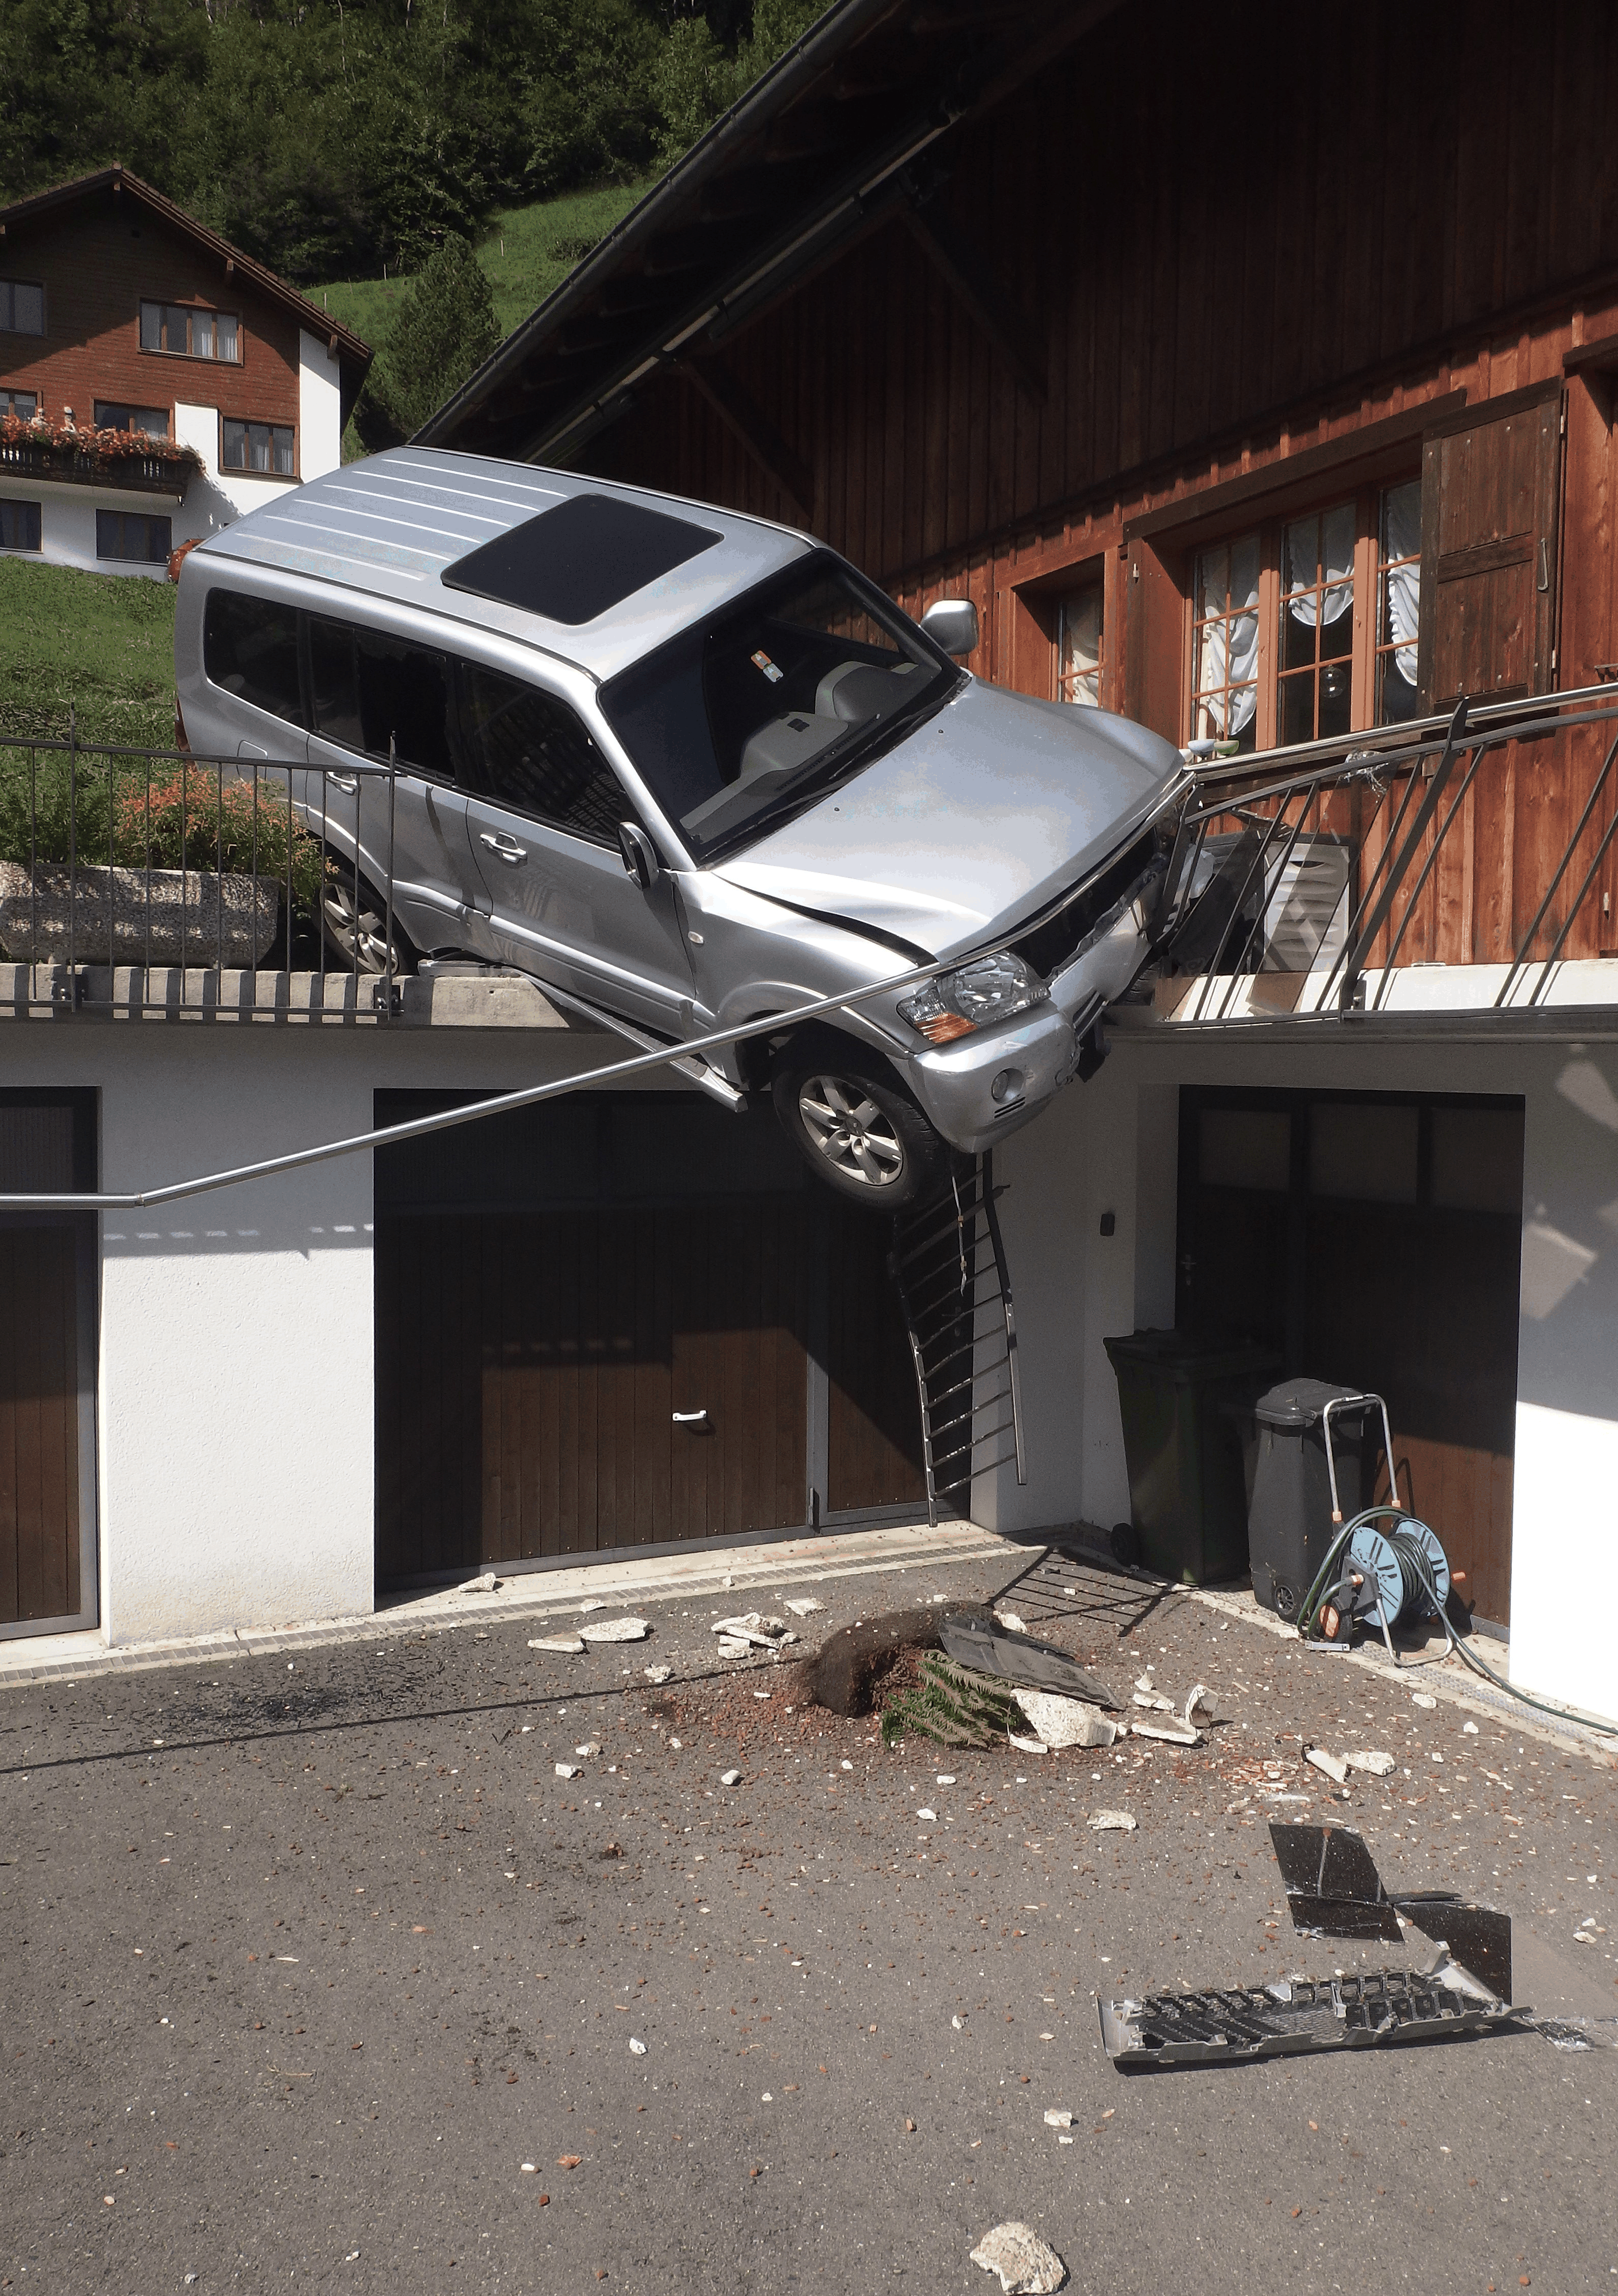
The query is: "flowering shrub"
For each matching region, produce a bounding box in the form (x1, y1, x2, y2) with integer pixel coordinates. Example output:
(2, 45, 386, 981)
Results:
(115, 769, 324, 905)
(0, 410, 202, 471)
(0, 756, 323, 907)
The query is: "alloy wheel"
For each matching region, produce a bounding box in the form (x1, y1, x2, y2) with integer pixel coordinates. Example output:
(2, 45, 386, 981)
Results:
(797, 1075, 907, 1189)
(321, 876, 397, 975)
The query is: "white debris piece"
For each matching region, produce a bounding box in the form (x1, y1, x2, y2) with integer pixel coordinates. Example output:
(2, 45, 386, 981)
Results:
(1181, 1684, 1212, 1726)
(711, 1612, 796, 1647)
(579, 1616, 650, 1644)
(969, 2220, 1066, 2295)
(1012, 1689, 1118, 1748)
(720, 1768, 742, 1786)
(715, 1636, 751, 1660)
(555, 1763, 579, 1779)
(1132, 1688, 1175, 1712)
(951, 2014, 963, 2030)
(1130, 1715, 1200, 1746)
(529, 1634, 585, 1655)
(459, 1570, 499, 1593)
(784, 1597, 823, 1616)
(644, 1664, 673, 1684)
(935, 1774, 956, 1786)
(1463, 1720, 1480, 1735)
(574, 1742, 601, 1759)
(1306, 1746, 1349, 1783)
(578, 1599, 606, 1613)
(1346, 1750, 1396, 1776)
(916, 1807, 938, 1823)
(1088, 1808, 1137, 1832)
(1042, 2109, 1074, 2129)
(994, 1611, 1029, 1634)
(1008, 1733, 1049, 1755)
(1412, 1692, 1438, 1709)
(629, 2037, 648, 2055)
(520, 2163, 537, 2174)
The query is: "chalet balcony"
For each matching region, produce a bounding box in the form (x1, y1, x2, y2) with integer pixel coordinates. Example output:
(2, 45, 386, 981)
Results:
(1137, 687, 1618, 1034)
(0, 431, 198, 501)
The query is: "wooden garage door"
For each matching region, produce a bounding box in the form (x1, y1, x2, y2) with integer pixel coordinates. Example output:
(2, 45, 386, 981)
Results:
(1178, 1089, 1522, 1625)
(0, 1095, 98, 1636)
(374, 1092, 926, 1584)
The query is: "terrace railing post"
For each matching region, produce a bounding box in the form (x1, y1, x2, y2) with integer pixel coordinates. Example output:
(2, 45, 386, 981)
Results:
(1331, 696, 1469, 1012)
(1496, 726, 1618, 1009)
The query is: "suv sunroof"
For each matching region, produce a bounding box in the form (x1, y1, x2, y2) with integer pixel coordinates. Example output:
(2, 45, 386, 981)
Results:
(442, 493, 722, 626)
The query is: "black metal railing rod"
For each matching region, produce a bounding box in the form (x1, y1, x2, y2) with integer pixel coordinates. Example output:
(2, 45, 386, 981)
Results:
(1314, 768, 1422, 1007)
(980, 1146, 1025, 1487)
(1318, 707, 1471, 1010)
(1211, 782, 1325, 1019)
(1190, 800, 1300, 1023)
(1371, 739, 1491, 1004)
(1530, 790, 1618, 1003)
(1496, 725, 1618, 1009)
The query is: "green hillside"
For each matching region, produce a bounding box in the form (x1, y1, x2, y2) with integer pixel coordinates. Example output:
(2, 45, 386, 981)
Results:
(313, 177, 656, 352)
(0, 560, 178, 749)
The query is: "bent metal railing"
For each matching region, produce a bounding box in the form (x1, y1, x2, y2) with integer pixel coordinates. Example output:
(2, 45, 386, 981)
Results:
(1162, 685, 1618, 1021)
(0, 724, 402, 1016)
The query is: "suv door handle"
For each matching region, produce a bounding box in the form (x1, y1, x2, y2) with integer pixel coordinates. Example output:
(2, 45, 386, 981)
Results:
(480, 831, 527, 864)
(323, 772, 359, 794)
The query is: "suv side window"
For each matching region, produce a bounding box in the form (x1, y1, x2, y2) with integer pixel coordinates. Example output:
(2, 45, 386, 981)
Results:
(203, 589, 304, 727)
(307, 617, 455, 778)
(458, 663, 629, 848)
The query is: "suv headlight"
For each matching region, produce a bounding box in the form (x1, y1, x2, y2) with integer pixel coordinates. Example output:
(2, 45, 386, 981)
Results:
(898, 951, 1049, 1045)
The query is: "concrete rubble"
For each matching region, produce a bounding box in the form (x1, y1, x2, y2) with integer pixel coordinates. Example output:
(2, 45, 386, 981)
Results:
(528, 1634, 585, 1655)
(578, 1616, 650, 1644)
(1011, 1688, 1119, 1749)
(969, 2220, 1067, 2294)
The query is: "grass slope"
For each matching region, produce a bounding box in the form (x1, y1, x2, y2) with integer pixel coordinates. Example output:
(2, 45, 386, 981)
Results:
(313, 177, 655, 355)
(0, 559, 177, 750)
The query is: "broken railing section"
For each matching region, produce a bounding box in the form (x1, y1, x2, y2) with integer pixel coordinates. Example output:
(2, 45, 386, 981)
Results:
(1101, 1821, 1525, 2069)
(1156, 687, 1618, 1014)
(0, 730, 403, 1014)
(889, 1153, 1025, 1527)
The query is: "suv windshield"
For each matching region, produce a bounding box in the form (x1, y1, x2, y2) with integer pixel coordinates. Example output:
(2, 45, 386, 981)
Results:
(597, 554, 958, 863)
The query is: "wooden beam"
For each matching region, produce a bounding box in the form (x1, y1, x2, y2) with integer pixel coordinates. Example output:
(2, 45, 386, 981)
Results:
(683, 356, 813, 520)
(899, 198, 1046, 398)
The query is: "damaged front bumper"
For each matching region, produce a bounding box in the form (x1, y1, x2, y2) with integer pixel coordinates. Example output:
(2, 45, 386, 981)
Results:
(1100, 1957, 1520, 2068)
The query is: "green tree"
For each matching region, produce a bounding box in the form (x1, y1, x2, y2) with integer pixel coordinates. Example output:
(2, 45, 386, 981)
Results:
(354, 233, 500, 447)
(652, 0, 824, 165)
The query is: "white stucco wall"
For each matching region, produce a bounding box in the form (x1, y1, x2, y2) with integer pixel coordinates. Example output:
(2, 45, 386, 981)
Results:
(974, 1027, 1618, 1726)
(299, 329, 343, 479)
(0, 1024, 596, 1646)
(26, 479, 175, 579)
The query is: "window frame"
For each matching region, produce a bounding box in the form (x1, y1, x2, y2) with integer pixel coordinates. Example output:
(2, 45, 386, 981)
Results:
(92, 400, 172, 441)
(95, 509, 172, 566)
(0, 280, 47, 338)
(138, 300, 243, 364)
(1, 389, 39, 420)
(1175, 475, 1420, 752)
(219, 415, 297, 481)
(0, 498, 43, 554)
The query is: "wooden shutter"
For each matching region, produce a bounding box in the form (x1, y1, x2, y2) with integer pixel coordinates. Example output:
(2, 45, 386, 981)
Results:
(1418, 383, 1562, 709)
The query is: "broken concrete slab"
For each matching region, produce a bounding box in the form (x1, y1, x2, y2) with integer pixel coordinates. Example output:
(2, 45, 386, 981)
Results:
(1011, 1688, 1118, 1749)
(1088, 1809, 1137, 1831)
(578, 1616, 649, 1644)
(969, 2220, 1066, 2294)
(1346, 1750, 1396, 1775)
(1306, 1746, 1349, 1783)
(529, 1634, 585, 1655)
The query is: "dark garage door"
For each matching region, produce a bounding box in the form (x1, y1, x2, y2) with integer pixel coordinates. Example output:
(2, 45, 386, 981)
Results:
(375, 1093, 926, 1584)
(0, 1093, 99, 1638)
(1176, 1087, 1523, 1626)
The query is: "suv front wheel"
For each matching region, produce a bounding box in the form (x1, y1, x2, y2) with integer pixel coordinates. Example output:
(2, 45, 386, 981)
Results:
(771, 1051, 950, 1209)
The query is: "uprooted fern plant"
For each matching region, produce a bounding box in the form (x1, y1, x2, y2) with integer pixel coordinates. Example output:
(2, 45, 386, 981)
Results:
(880, 1653, 1018, 1750)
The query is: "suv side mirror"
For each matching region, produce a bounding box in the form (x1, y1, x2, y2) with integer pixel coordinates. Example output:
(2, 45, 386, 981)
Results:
(617, 820, 661, 891)
(919, 597, 980, 659)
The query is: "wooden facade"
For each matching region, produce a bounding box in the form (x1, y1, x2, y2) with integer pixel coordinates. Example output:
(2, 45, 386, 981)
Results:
(558, 0, 1618, 964)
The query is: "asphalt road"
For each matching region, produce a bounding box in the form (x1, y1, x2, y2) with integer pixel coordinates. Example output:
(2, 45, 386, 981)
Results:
(2, 1549, 1615, 2295)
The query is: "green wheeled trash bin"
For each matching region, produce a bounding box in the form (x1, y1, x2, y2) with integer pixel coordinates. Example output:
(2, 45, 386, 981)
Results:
(1104, 1329, 1281, 1584)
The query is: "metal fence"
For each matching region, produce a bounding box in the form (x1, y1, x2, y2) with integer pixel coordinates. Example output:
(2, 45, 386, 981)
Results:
(1163, 685, 1618, 1019)
(0, 724, 402, 1015)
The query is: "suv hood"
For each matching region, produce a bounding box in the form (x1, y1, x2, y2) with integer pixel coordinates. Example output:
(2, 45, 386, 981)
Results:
(713, 679, 1185, 961)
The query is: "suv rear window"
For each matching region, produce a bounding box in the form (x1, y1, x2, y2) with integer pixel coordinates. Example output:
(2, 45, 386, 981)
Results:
(441, 493, 721, 626)
(203, 589, 304, 726)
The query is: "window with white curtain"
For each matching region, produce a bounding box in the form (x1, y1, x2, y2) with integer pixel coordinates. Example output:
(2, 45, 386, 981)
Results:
(1056, 581, 1103, 705)
(1279, 502, 1354, 742)
(1192, 535, 1260, 751)
(1376, 480, 1422, 723)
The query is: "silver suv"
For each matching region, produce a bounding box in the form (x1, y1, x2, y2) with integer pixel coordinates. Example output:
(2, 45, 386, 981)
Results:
(175, 450, 1185, 1205)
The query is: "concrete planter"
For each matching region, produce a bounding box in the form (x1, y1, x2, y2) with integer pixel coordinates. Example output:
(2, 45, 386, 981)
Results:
(0, 862, 280, 967)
